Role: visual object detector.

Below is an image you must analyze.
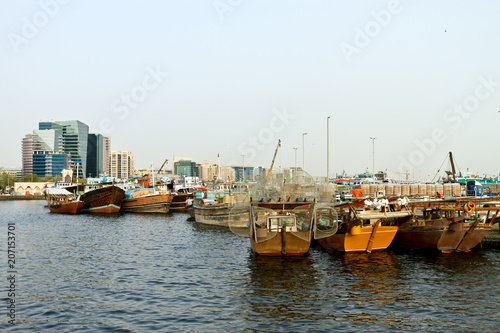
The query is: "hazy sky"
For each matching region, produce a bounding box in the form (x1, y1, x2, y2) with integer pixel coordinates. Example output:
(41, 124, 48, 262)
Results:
(1, 0, 499, 181)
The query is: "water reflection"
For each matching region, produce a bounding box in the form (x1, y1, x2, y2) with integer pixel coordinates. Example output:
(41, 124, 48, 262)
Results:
(245, 254, 319, 322)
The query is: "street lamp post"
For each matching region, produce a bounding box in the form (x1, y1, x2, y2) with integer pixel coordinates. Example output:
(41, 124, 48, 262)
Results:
(241, 154, 245, 181)
(327, 116, 331, 180)
(293, 147, 298, 175)
(370, 137, 376, 181)
(302, 133, 308, 171)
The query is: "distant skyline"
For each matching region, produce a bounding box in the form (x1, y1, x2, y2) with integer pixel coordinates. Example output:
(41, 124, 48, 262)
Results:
(1, 1, 499, 181)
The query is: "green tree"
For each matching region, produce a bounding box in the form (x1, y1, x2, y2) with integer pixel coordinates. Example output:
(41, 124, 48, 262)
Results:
(21, 174, 40, 182)
(0, 172, 18, 193)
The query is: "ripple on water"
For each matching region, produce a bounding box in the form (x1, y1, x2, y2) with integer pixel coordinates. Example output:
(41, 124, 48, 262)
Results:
(1, 201, 500, 332)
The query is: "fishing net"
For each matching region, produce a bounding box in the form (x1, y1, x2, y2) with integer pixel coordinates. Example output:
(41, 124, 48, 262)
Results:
(249, 206, 278, 243)
(252, 169, 336, 204)
(313, 204, 341, 240)
(227, 201, 251, 237)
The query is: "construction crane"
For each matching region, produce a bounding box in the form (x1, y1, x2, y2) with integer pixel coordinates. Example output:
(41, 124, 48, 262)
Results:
(157, 159, 169, 174)
(397, 171, 410, 182)
(264, 139, 281, 187)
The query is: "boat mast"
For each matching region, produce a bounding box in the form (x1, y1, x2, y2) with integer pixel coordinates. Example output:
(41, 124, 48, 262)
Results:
(449, 152, 456, 182)
(151, 161, 155, 189)
(76, 162, 79, 194)
(216, 153, 221, 181)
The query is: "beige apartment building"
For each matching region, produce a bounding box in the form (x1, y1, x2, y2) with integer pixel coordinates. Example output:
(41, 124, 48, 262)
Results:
(109, 151, 135, 179)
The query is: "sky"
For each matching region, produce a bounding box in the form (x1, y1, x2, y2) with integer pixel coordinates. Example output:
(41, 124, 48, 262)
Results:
(1, 0, 499, 181)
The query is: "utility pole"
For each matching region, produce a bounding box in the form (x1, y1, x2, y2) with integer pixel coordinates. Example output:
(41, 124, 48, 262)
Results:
(370, 137, 376, 180)
(241, 154, 245, 182)
(302, 132, 308, 171)
(327, 115, 331, 180)
(293, 147, 298, 176)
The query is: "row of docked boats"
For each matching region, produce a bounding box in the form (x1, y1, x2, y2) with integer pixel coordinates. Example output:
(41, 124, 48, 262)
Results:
(190, 183, 500, 255)
(44, 181, 195, 215)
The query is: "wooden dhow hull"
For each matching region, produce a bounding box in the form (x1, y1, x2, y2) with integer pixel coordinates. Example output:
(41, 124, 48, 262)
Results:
(169, 193, 193, 212)
(393, 199, 500, 252)
(81, 185, 125, 214)
(193, 203, 249, 227)
(121, 193, 173, 213)
(393, 220, 493, 253)
(48, 201, 84, 214)
(251, 228, 311, 256)
(315, 225, 398, 253)
(249, 202, 315, 256)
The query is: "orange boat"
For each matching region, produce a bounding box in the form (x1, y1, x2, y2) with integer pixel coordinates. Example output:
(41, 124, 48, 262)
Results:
(121, 189, 174, 213)
(45, 188, 84, 214)
(315, 204, 413, 253)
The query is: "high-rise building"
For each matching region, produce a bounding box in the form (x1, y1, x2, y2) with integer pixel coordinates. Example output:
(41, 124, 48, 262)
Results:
(58, 120, 88, 178)
(36, 120, 88, 178)
(109, 151, 134, 179)
(32, 129, 64, 152)
(102, 136, 111, 176)
(86, 133, 103, 178)
(22, 120, 110, 179)
(22, 134, 34, 176)
(233, 166, 254, 182)
(198, 162, 217, 181)
(174, 159, 198, 178)
(32, 151, 71, 177)
(219, 166, 236, 182)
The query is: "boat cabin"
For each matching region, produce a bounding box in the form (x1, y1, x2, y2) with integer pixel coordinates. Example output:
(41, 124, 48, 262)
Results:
(265, 214, 299, 232)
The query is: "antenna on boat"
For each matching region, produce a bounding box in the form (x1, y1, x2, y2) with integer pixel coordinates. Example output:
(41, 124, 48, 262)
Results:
(151, 161, 155, 190)
(76, 163, 79, 195)
(217, 153, 221, 181)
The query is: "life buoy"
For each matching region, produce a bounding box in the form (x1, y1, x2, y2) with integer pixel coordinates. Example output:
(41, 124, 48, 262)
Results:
(215, 193, 221, 199)
(197, 185, 207, 192)
(465, 201, 475, 214)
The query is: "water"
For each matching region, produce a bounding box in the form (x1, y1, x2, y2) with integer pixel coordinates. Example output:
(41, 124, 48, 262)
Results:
(1, 200, 499, 332)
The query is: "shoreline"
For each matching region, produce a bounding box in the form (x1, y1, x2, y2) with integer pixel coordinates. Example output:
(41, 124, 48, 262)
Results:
(0, 196, 45, 201)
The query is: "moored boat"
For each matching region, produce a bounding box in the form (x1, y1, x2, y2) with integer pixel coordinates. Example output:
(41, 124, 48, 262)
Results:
(248, 202, 339, 256)
(80, 183, 125, 214)
(45, 188, 84, 214)
(169, 191, 194, 212)
(120, 189, 174, 213)
(193, 190, 250, 227)
(315, 202, 413, 253)
(393, 198, 500, 252)
(250, 202, 315, 256)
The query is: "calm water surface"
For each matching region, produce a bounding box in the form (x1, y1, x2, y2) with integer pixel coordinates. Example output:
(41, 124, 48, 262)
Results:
(1, 201, 499, 332)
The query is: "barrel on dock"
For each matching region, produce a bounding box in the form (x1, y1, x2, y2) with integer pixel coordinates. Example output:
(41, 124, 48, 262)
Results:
(410, 184, 419, 196)
(393, 184, 402, 196)
(418, 184, 427, 196)
(402, 185, 410, 196)
(385, 184, 394, 196)
(435, 184, 444, 196)
(444, 184, 452, 197)
(426, 184, 436, 196)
